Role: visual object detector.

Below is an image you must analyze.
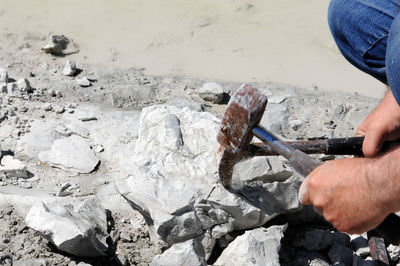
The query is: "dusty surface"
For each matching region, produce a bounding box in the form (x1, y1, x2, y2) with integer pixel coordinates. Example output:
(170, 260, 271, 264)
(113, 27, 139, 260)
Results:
(0, 0, 385, 98)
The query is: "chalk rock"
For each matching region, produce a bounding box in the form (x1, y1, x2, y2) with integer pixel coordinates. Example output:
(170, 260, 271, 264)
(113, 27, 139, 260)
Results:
(16, 78, 32, 92)
(7, 82, 21, 97)
(215, 225, 287, 266)
(25, 197, 108, 257)
(150, 238, 206, 266)
(0, 68, 8, 83)
(38, 136, 99, 173)
(62, 60, 77, 76)
(77, 77, 91, 87)
(17, 120, 63, 158)
(388, 244, 400, 261)
(0, 155, 28, 179)
(42, 35, 78, 55)
(328, 243, 353, 266)
(196, 82, 224, 103)
(116, 105, 301, 256)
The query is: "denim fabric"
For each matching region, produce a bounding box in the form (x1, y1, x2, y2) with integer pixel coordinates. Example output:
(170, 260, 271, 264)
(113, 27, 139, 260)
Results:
(328, 0, 400, 103)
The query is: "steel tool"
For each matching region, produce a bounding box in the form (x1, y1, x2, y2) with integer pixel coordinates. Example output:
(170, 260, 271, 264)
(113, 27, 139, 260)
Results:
(217, 84, 400, 251)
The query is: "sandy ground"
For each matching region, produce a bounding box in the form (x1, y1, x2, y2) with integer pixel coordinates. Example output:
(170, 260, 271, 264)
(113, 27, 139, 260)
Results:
(0, 0, 386, 98)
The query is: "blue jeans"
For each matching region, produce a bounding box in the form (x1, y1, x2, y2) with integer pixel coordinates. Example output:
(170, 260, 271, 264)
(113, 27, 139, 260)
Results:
(328, 0, 400, 104)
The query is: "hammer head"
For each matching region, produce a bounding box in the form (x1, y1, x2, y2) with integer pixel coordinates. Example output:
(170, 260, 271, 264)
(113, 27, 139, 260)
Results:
(217, 84, 267, 187)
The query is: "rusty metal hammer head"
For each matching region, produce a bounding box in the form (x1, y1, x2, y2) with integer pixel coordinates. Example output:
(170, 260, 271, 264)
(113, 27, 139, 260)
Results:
(217, 84, 267, 188)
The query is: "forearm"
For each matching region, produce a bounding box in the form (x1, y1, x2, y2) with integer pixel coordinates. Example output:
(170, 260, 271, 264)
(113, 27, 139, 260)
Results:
(367, 145, 400, 214)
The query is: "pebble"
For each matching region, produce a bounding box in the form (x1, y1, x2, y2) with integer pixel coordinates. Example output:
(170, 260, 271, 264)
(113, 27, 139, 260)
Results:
(53, 106, 65, 114)
(7, 83, 21, 97)
(77, 77, 91, 87)
(196, 82, 224, 104)
(62, 60, 77, 76)
(16, 78, 32, 92)
(42, 103, 52, 111)
(0, 68, 8, 83)
(1, 82, 7, 93)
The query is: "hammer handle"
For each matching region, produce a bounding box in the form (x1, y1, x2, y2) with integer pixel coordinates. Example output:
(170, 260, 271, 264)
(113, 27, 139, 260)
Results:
(250, 136, 400, 156)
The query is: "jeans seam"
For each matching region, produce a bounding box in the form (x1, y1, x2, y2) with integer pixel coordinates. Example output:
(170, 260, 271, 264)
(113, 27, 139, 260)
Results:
(361, 34, 388, 61)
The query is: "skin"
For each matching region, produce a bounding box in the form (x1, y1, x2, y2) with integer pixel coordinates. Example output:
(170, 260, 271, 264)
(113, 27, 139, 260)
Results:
(300, 88, 400, 234)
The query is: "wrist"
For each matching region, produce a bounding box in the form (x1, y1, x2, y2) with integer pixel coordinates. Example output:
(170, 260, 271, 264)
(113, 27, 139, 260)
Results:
(367, 147, 400, 214)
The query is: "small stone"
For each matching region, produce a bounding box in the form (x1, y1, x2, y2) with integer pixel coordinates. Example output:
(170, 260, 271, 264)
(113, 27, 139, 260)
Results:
(196, 82, 224, 104)
(7, 83, 21, 97)
(43, 103, 52, 111)
(47, 89, 56, 97)
(388, 244, 400, 261)
(0, 68, 8, 83)
(86, 74, 97, 82)
(77, 77, 91, 87)
(79, 116, 97, 122)
(42, 35, 77, 55)
(53, 106, 65, 114)
(62, 60, 77, 76)
(16, 78, 32, 92)
(0, 155, 28, 179)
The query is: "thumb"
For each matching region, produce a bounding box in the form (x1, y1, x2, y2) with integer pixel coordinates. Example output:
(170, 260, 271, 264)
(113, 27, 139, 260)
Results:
(362, 128, 386, 157)
(298, 178, 311, 205)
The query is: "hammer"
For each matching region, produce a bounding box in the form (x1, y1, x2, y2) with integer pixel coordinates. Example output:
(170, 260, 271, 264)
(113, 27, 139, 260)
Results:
(217, 84, 400, 247)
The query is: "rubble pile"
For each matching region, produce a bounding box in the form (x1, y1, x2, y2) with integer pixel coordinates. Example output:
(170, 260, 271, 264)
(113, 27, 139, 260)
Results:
(0, 31, 398, 266)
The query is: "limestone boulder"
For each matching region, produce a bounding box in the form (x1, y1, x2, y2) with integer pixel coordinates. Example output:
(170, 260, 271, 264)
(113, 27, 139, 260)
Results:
(150, 238, 206, 266)
(116, 105, 302, 258)
(38, 136, 99, 173)
(215, 225, 287, 266)
(25, 197, 108, 257)
(17, 120, 63, 158)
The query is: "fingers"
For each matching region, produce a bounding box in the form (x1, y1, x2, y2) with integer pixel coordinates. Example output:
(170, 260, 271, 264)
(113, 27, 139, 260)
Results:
(362, 128, 386, 157)
(298, 178, 310, 204)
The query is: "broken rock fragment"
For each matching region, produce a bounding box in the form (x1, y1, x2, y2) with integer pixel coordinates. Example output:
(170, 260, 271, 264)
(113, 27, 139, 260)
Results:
(16, 78, 32, 92)
(196, 82, 224, 104)
(25, 197, 108, 257)
(150, 238, 206, 266)
(7, 82, 21, 97)
(62, 60, 77, 76)
(42, 34, 78, 55)
(0, 155, 28, 179)
(38, 136, 99, 173)
(215, 225, 287, 266)
(77, 77, 91, 87)
(0, 67, 8, 83)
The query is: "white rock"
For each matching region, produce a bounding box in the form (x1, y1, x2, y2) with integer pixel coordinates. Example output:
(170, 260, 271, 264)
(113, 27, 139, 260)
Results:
(25, 197, 108, 257)
(16, 78, 32, 92)
(17, 120, 63, 158)
(38, 136, 99, 173)
(0, 68, 8, 83)
(215, 225, 287, 266)
(53, 106, 65, 114)
(77, 77, 91, 87)
(42, 103, 52, 111)
(62, 60, 77, 76)
(13, 259, 49, 266)
(7, 82, 21, 97)
(116, 105, 301, 255)
(388, 244, 400, 261)
(42, 35, 78, 55)
(67, 123, 90, 138)
(151, 238, 206, 266)
(196, 82, 224, 103)
(0, 155, 28, 179)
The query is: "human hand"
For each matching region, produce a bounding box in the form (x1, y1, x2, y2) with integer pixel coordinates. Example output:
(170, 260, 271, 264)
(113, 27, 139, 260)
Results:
(356, 89, 400, 157)
(299, 156, 398, 234)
